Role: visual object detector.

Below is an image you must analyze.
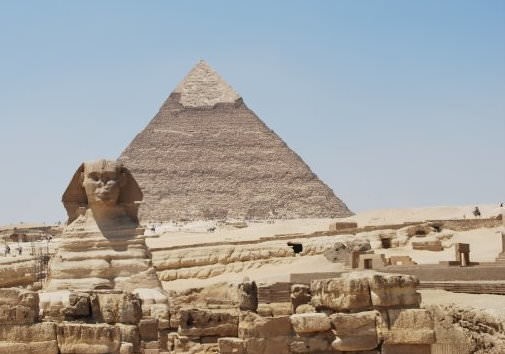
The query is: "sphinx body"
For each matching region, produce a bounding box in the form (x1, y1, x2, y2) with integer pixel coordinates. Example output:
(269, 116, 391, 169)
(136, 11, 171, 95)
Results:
(45, 160, 160, 291)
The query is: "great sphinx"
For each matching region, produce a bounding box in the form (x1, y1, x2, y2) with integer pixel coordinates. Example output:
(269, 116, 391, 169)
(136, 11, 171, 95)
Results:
(45, 159, 161, 291)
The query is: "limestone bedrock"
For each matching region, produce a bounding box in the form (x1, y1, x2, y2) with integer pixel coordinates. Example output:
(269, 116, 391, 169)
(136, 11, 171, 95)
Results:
(45, 159, 160, 292)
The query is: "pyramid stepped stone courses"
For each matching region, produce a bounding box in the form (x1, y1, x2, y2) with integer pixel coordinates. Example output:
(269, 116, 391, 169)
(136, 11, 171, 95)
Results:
(119, 60, 352, 222)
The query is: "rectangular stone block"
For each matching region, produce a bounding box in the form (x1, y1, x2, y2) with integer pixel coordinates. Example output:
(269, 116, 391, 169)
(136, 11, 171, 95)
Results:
(382, 309, 435, 345)
(368, 273, 421, 309)
(0, 322, 56, 342)
(310, 274, 372, 312)
(289, 333, 334, 353)
(90, 292, 142, 324)
(330, 311, 379, 351)
(56, 323, 121, 354)
(245, 336, 291, 354)
(329, 221, 358, 231)
(119, 342, 134, 354)
(218, 337, 246, 354)
(290, 313, 331, 334)
(139, 318, 158, 341)
(179, 308, 238, 337)
(239, 313, 293, 338)
(0, 323, 58, 353)
(0, 341, 59, 354)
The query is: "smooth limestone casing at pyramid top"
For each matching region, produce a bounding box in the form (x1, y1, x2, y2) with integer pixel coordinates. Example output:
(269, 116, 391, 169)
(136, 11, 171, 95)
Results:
(119, 61, 352, 222)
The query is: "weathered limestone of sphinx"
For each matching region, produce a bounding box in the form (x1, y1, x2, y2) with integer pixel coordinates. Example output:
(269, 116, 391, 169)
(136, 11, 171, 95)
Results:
(45, 159, 160, 292)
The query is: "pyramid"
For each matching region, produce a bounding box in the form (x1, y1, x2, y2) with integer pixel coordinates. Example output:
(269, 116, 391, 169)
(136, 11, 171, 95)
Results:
(119, 61, 352, 221)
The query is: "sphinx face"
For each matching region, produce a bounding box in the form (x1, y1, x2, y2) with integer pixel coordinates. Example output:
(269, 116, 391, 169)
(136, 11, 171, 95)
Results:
(82, 160, 122, 207)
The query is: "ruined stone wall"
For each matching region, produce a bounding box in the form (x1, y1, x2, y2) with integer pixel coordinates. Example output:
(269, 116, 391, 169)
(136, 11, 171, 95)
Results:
(428, 304, 505, 354)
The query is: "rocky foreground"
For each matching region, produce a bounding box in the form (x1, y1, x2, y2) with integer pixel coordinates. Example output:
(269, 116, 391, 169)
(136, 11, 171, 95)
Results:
(0, 271, 439, 354)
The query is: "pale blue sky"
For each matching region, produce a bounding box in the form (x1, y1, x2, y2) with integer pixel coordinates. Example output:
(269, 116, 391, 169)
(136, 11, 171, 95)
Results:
(0, 1, 504, 224)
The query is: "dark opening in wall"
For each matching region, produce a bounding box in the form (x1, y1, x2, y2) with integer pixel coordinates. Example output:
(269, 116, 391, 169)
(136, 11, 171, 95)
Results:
(381, 238, 391, 249)
(364, 259, 373, 269)
(287, 242, 303, 254)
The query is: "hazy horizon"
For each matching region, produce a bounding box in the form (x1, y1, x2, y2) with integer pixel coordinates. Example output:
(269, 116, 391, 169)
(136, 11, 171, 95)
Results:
(0, 1, 504, 224)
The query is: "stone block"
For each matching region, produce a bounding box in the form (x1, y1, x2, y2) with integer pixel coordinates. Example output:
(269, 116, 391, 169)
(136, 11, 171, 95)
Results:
(0, 288, 39, 325)
(0, 341, 59, 354)
(381, 309, 435, 344)
(368, 273, 421, 309)
(0, 322, 58, 354)
(330, 310, 379, 351)
(119, 342, 134, 354)
(289, 333, 333, 353)
(149, 303, 169, 321)
(117, 324, 140, 353)
(139, 318, 158, 342)
(179, 308, 238, 337)
(56, 323, 121, 354)
(311, 273, 372, 311)
(329, 221, 358, 231)
(290, 313, 331, 334)
(0, 322, 57, 342)
(218, 337, 246, 354)
(239, 313, 293, 338)
(90, 292, 142, 324)
(244, 336, 291, 354)
(64, 292, 91, 319)
(257, 302, 292, 317)
(295, 304, 316, 314)
(39, 291, 90, 321)
(158, 318, 170, 330)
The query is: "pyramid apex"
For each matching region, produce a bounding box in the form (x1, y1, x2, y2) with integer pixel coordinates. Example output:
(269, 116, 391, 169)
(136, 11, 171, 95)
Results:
(173, 60, 241, 107)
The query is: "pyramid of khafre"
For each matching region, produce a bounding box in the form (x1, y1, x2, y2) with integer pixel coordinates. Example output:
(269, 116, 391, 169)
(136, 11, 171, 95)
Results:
(119, 61, 353, 221)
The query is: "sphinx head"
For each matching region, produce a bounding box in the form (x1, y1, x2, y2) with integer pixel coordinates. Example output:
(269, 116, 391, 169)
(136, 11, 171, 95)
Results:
(82, 160, 122, 207)
(62, 159, 142, 224)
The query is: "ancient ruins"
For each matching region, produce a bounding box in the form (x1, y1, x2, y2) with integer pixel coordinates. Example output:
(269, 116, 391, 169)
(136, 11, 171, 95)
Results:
(119, 61, 352, 222)
(1, 62, 505, 354)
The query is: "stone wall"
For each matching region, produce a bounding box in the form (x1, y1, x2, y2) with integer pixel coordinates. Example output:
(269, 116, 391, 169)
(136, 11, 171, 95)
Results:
(0, 272, 442, 353)
(427, 304, 505, 354)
